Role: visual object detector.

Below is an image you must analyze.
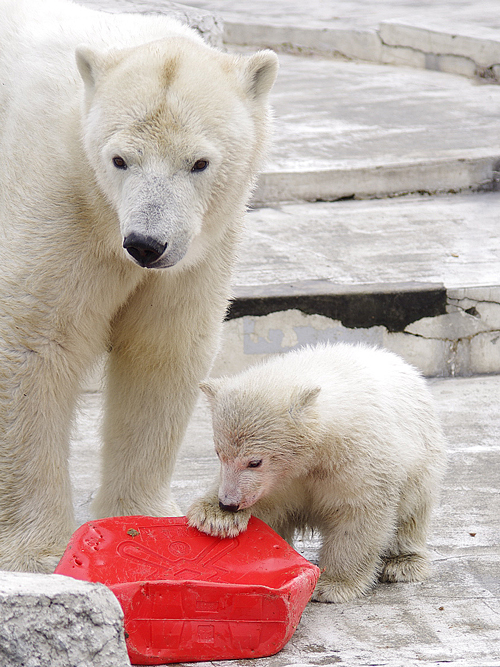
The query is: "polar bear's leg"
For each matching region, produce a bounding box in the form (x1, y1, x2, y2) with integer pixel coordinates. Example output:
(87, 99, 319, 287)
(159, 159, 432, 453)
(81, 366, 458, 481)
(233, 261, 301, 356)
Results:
(93, 269, 226, 519)
(312, 502, 396, 603)
(0, 340, 79, 573)
(379, 499, 432, 583)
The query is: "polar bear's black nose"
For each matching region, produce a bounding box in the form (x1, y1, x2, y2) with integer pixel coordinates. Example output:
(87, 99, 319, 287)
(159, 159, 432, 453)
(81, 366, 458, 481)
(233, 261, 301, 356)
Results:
(123, 233, 167, 268)
(219, 501, 240, 513)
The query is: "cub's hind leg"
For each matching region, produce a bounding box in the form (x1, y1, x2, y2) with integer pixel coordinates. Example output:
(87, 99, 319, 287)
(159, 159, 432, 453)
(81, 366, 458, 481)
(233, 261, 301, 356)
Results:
(380, 501, 432, 583)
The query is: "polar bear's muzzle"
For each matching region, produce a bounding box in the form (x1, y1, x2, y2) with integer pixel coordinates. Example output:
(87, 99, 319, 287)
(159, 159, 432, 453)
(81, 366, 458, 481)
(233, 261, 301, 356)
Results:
(123, 232, 168, 268)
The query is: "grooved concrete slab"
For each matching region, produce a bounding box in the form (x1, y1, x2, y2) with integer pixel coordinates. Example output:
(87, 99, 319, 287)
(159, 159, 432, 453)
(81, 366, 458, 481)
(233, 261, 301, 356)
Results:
(239, 193, 500, 290)
(255, 53, 500, 202)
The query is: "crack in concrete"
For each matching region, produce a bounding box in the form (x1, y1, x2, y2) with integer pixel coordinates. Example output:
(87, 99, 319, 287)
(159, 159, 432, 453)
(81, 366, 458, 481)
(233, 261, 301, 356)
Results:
(449, 298, 500, 308)
(375, 32, 500, 82)
(403, 328, 500, 343)
(482, 600, 500, 617)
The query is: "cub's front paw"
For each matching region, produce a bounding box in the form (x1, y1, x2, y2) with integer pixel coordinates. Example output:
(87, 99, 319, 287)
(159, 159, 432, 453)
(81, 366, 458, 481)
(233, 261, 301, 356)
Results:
(187, 499, 251, 538)
(311, 572, 371, 603)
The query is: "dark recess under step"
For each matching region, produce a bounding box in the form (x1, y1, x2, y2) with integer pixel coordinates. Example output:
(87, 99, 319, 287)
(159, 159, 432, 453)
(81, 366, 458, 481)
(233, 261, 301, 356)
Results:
(226, 280, 447, 333)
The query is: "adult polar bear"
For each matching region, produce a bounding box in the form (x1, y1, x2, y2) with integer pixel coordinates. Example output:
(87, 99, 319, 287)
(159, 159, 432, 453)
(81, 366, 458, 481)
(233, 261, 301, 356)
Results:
(0, 0, 278, 572)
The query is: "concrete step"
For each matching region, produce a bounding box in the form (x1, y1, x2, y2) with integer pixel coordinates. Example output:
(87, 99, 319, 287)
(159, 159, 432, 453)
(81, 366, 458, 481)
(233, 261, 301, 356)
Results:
(252, 52, 500, 204)
(189, 0, 500, 79)
(211, 192, 500, 378)
(224, 19, 500, 82)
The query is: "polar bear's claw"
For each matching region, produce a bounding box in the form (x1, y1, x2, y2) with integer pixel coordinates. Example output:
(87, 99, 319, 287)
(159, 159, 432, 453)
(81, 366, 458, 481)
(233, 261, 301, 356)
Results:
(187, 500, 251, 538)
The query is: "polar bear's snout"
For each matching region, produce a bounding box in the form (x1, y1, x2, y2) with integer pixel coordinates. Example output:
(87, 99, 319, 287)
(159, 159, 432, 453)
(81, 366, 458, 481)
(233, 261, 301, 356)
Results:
(123, 233, 167, 268)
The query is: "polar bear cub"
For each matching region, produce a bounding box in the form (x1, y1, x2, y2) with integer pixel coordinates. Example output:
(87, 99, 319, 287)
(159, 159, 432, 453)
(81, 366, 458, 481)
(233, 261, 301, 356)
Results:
(188, 343, 447, 603)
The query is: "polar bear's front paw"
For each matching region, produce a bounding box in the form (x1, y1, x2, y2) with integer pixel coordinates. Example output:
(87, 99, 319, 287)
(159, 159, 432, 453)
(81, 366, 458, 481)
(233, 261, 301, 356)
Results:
(187, 499, 251, 538)
(0, 545, 66, 574)
(311, 572, 371, 603)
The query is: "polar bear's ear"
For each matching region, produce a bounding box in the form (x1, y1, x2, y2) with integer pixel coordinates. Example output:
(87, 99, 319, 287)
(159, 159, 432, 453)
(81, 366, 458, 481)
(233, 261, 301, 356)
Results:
(241, 50, 279, 101)
(200, 379, 224, 403)
(76, 46, 122, 89)
(289, 386, 321, 420)
(75, 46, 103, 88)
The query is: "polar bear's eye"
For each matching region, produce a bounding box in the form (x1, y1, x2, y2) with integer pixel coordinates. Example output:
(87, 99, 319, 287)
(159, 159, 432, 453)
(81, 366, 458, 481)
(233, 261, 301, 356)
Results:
(112, 156, 127, 170)
(191, 159, 209, 172)
(248, 459, 262, 468)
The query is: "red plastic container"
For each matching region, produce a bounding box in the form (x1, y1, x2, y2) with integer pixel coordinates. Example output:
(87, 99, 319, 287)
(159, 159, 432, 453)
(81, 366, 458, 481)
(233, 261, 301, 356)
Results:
(55, 516, 319, 665)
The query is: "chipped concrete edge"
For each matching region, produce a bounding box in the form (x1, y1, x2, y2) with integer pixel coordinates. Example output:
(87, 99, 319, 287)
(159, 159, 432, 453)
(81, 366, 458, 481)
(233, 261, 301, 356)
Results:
(222, 19, 500, 82)
(211, 284, 500, 379)
(0, 571, 131, 666)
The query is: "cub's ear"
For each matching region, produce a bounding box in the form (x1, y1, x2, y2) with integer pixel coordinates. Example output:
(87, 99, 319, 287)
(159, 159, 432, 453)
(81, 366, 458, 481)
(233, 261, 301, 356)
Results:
(289, 386, 321, 420)
(241, 49, 279, 101)
(199, 378, 224, 403)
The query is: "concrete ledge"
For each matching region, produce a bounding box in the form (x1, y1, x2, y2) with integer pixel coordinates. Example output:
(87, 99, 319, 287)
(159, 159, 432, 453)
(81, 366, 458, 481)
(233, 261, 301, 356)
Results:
(223, 21, 382, 61)
(254, 154, 500, 204)
(224, 18, 500, 82)
(0, 572, 130, 667)
(380, 20, 500, 75)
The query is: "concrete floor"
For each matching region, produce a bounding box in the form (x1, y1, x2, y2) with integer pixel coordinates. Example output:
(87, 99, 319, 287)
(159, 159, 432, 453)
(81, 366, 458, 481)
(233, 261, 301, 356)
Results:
(263, 54, 500, 174)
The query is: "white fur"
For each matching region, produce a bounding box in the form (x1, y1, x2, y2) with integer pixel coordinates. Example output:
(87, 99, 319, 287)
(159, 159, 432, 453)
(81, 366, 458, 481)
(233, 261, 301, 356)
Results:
(0, 0, 278, 572)
(188, 343, 447, 603)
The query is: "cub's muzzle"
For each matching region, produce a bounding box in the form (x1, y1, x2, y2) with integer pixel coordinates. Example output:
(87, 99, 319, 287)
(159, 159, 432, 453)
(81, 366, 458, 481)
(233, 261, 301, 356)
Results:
(219, 501, 240, 513)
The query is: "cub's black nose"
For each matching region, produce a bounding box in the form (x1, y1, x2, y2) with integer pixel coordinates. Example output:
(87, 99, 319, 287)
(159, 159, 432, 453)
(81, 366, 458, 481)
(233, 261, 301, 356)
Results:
(123, 233, 167, 268)
(219, 501, 240, 513)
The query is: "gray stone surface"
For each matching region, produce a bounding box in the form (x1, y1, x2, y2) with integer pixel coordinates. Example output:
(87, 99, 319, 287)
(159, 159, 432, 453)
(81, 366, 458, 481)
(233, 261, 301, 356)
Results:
(238, 193, 500, 290)
(0, 572, 130, 667)
(78, 0, 223, 46)
(255, 54, 500, 202)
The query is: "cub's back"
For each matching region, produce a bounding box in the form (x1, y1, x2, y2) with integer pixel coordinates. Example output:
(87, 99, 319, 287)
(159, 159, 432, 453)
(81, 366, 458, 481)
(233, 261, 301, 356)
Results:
(237, 343, 445, 462)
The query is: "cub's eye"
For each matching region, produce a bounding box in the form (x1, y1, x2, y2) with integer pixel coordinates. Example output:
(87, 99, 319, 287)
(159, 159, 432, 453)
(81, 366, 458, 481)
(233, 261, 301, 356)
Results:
(248, 460, 262, 469)
(112, 156, 127, 170)
(191, 159, 209, 172)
